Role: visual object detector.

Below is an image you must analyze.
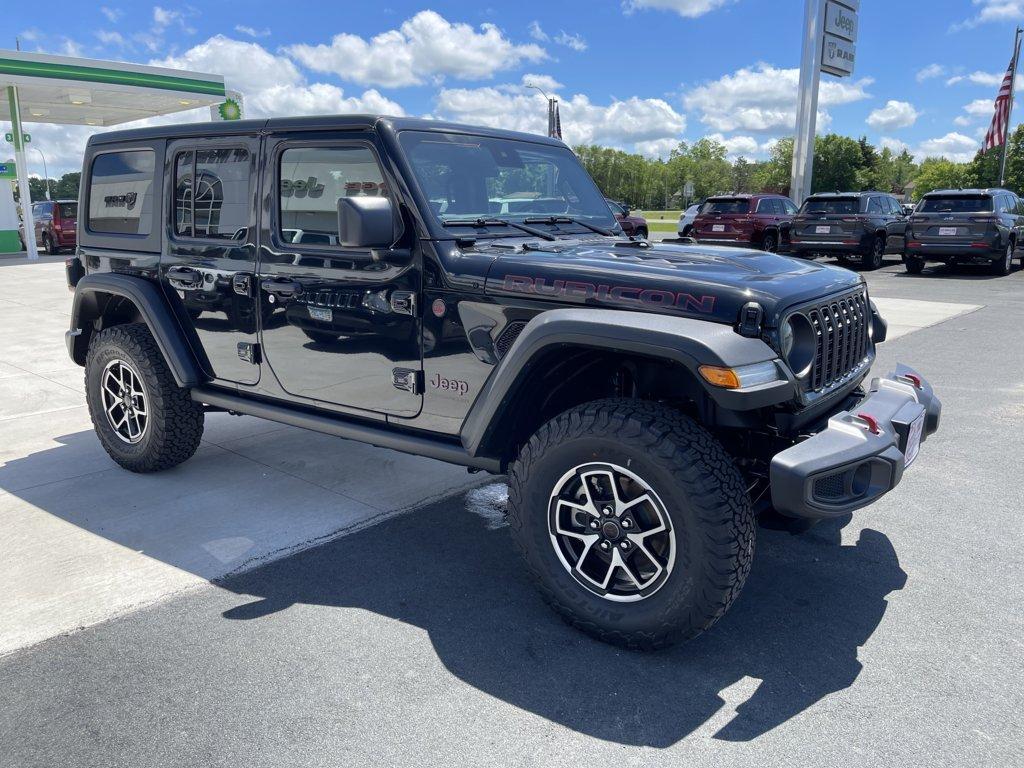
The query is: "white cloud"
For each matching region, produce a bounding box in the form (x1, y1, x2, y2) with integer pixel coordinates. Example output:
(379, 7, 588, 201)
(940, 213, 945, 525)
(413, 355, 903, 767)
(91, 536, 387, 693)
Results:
(95, 30, 125, 47)
(153, 36, 405, 118)
(879, 137, 910, 154)
(866, 100, 920, 130)
(234, 25, 270, 38)
(706, 132, 775, 160)
(521, 74, 563, 93)
(624, 0, 733, 18)
(954, 115, 972, 127)
(99, 7, 122, 23)
(963, 98, 995, 117)
(915, 132, 979, 162)
(555, 31, 587, 52)
(684, 63, 872, 133)
(916, 63, 946, 82)
(434, 80, 685, 151)
(952, 0, 1024, 30)
(635, 138, 682, 159)
(285, 11, 546, 88)
(947, 71, 1003, 86)
(153, 6, 179, 27)
(528, 21, 548, 41)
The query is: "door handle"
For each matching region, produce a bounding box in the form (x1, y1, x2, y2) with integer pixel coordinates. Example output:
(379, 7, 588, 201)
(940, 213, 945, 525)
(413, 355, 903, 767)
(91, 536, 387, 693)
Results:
(260, 278, 302, 302)
(167, 266, 204, 290)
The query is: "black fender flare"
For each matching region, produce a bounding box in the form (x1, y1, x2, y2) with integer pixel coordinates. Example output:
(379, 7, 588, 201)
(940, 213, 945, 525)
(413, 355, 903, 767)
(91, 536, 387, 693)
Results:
(67, 273, 207, 388)
(459, 308, 795, 457)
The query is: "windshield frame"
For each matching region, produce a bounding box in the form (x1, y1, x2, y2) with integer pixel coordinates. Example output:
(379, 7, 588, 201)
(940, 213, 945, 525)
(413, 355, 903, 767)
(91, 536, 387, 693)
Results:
(394, 128, 620, 239)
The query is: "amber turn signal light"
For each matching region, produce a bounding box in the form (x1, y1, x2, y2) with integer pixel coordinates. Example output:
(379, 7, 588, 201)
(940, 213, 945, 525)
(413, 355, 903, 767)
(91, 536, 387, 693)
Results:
(698, 365, 741, 389)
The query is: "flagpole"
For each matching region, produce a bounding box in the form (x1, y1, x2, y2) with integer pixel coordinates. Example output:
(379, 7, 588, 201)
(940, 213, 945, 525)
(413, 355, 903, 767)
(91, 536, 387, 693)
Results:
(999, 27, 1022, 186)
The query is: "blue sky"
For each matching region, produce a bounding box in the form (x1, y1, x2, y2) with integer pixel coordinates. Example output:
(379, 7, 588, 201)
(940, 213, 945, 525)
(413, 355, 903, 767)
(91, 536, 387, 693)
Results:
(5, 0, 1024, 173)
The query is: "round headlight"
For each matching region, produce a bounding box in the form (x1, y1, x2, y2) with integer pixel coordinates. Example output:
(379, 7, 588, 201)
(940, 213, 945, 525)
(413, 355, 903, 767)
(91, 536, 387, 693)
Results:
(783, 314, 816, 378)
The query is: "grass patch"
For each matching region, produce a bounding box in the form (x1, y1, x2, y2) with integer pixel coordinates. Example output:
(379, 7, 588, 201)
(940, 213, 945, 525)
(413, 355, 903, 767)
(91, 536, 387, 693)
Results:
(648, 221, 678, 232)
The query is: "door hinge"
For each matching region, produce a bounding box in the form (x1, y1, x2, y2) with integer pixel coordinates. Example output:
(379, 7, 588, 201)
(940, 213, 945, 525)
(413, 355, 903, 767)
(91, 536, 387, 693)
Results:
(238, 342, 261, 365)
(392, 368, 423, 394)
(389, 291, 416, 316)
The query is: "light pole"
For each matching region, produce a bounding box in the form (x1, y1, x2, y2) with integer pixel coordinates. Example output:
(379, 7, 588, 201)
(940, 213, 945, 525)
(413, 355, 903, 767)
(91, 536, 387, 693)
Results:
(525, 82, 558, 138)
(34, 147, 51, 200)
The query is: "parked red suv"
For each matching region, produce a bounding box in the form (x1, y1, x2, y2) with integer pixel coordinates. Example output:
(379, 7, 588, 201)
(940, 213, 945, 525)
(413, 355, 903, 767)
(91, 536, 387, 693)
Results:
(691, 194, 798, 252)
(18, 200, 78, 254)
(606, 199, 649, 239)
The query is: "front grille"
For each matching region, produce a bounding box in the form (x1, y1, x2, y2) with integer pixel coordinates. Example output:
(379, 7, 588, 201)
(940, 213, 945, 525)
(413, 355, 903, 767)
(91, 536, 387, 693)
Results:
(800, 288, 871, 393)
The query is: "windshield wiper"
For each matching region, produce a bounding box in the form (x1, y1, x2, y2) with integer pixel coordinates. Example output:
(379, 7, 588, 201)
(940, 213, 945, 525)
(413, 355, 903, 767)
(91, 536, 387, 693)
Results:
(522, 215, 617, 237)
(441, 217, 557, 241)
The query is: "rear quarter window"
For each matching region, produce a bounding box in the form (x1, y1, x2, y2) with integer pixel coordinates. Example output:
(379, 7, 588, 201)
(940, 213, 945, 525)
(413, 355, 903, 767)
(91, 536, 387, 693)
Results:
(87, 150, 156, 235)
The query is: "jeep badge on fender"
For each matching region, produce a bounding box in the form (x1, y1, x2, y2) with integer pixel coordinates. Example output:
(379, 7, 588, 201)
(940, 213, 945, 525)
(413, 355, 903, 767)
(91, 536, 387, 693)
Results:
(66, 115, 940, 650)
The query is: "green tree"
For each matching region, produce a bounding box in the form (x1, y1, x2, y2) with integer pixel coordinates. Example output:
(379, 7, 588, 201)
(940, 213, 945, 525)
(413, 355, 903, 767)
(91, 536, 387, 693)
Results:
(854, 135, 879, 190)
(811, 134, 863, 193)
(912, 158, 972, 199)
(54, 172, 80, 200)
(751, 137, 793, 193)
(968, 148, 1001, 189)
(1004, 124, 1024, 194)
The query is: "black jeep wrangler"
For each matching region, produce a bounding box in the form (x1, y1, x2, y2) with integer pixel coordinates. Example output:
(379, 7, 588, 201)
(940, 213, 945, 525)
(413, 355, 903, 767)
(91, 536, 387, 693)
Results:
(66, 116, 941, 649)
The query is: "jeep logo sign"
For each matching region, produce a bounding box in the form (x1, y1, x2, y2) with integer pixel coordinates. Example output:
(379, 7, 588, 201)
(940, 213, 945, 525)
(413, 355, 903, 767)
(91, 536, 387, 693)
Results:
(825, 1, 857, 43)
(104, 191, 138, 210)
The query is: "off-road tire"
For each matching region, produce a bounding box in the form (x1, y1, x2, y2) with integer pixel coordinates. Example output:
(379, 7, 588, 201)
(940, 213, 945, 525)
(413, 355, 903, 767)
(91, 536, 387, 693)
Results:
(85, 323, 204, 472)
(507, 398, 755, 650)
(905, 255, 925, 275)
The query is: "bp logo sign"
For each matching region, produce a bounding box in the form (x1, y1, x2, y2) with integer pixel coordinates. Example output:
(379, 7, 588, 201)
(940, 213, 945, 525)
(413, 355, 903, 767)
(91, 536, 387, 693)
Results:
(217, 98, 242, 121)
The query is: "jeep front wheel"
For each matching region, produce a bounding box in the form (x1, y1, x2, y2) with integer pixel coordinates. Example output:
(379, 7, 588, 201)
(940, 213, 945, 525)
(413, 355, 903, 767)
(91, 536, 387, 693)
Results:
(507, 399, 755, 650)
(85, 323, 204, 473)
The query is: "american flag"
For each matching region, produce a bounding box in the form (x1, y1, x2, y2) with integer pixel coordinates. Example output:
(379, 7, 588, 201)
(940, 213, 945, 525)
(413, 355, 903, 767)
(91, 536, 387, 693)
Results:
(984, 52, 1019, 151)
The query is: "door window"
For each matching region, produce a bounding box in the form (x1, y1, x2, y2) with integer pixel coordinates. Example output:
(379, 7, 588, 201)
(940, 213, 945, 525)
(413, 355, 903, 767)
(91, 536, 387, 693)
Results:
(87, 150, 156, 235)
(867, 197, 884, 214)
(277, 145, 390, 247)
(173, 148, 250, 240)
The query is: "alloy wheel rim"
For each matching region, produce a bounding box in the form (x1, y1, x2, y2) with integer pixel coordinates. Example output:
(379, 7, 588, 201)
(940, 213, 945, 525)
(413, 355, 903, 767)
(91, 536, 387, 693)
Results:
(548, 462, 675, 602)
(100, 359, 149, 444)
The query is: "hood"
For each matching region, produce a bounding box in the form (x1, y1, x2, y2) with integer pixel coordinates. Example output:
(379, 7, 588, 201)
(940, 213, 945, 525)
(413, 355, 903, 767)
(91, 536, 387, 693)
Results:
(482, 238, 862, 327)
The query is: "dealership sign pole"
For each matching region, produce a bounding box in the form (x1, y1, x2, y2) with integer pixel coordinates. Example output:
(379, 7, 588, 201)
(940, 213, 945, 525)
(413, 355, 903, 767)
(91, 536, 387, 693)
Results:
(790, 0, 858, 205)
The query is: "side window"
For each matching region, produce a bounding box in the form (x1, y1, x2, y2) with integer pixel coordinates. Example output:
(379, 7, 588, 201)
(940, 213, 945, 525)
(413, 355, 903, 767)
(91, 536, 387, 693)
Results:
(173, 147, 250, 240)
(277, 145, 388, 247)
(783, 199, 798, 215)
(867, 196, 883, 214)
(87, 150, 156, 235)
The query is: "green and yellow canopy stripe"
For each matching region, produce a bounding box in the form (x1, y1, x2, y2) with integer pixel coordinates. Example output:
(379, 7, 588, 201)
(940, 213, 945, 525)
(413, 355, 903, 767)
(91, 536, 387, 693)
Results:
(0, 57, 225, 97)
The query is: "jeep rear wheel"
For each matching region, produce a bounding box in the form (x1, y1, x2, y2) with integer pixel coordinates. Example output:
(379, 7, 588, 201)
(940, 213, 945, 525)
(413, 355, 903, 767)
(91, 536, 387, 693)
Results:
(85, 323, 204, 473)
(864, 236, 885, 270)
(992, 239, 1014, 276)
(507, 399, 755, 650)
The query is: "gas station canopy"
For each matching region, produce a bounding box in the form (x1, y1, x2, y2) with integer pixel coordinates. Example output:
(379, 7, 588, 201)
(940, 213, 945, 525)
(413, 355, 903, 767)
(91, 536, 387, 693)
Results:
(0, 50, 228, 258)
(0, 50, 226, 127)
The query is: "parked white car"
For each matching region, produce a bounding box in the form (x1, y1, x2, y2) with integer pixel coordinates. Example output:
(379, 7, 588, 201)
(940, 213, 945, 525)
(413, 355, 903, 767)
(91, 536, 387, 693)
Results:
(677, 203, 700, 237)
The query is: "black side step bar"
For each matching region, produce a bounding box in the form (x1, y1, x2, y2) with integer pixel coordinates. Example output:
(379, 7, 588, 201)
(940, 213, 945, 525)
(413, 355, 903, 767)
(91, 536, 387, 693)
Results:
(191, 387, 501, 474)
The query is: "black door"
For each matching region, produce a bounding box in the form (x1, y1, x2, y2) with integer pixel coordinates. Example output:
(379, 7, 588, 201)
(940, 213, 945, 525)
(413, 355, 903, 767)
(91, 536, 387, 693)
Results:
(161, 136, 261, 385)
(257, 133, 421, 417)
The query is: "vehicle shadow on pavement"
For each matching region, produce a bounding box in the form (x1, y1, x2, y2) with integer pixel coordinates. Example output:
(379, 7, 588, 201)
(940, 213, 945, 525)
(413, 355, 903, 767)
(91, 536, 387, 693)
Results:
(217, 490, 907, 747)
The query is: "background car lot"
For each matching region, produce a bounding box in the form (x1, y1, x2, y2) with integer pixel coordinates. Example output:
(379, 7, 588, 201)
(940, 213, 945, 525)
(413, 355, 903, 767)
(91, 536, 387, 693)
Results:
(1, 253, 1022, 766)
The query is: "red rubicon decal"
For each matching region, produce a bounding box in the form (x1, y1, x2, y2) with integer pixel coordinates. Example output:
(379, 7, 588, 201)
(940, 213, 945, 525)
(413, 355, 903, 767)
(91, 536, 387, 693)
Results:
(501, 275, 716, 314)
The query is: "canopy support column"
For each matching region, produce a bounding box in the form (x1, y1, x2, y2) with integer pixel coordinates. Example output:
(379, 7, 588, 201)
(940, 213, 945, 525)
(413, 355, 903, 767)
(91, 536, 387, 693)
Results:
(6, 85, 37, 259)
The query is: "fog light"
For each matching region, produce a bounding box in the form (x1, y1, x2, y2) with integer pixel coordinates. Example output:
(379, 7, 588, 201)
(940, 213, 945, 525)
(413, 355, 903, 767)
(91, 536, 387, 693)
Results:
(699, 361, 780, 390)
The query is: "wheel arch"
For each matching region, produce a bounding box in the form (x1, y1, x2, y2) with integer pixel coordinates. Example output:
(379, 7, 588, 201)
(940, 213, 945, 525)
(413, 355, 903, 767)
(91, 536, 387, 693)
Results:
(460, 308, 791, 465)
(68, 273, 208, 388)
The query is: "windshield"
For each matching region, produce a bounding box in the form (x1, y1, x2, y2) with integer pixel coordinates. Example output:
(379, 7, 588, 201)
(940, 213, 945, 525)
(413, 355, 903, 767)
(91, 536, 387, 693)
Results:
(919, 196, 993, 213)
(399, 130, 617, 230)
(800, 197, 859, 215)
(700, 198, 749, 215)
(57, 203, 78, 220)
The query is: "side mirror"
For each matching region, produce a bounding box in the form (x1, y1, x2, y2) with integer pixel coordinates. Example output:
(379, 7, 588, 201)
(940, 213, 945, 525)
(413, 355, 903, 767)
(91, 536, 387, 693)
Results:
(337, 196, 395, 248)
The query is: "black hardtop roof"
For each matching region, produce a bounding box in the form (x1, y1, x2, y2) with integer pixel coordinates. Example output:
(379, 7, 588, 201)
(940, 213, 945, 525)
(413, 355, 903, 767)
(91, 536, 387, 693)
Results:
(85, 115, 569, 149)
(922, 188, 1010, 197)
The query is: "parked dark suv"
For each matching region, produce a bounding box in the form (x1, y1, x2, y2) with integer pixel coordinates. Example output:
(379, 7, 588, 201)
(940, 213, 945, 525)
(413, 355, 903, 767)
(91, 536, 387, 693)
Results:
(19, 199, 78, 254)
(691, 194, 797, 252)
(606, 199, 648, 239)
(65, 116, 940, 650)
(789, 192, 907, 269)
(904, 188, 1023, 276)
